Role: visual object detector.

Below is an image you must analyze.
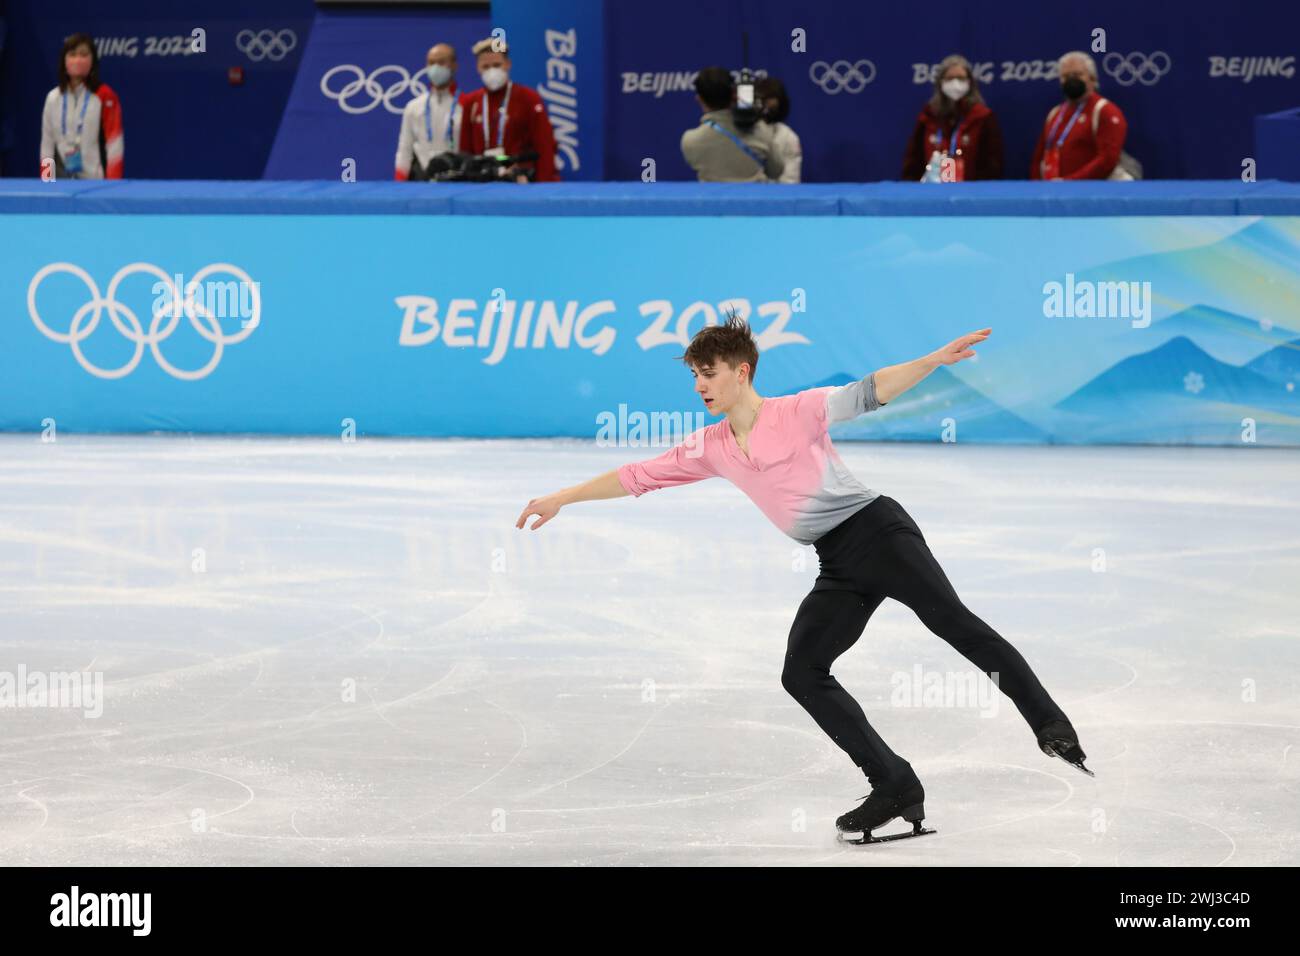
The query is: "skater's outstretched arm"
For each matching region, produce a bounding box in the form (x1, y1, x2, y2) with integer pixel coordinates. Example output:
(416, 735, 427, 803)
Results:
(873, 328, 991, 405)
(516, 469, 629, 531)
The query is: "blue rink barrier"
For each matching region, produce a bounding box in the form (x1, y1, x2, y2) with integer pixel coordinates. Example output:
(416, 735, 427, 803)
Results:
(5, 180, 1300, 217)
(3, 181, 1300, 445)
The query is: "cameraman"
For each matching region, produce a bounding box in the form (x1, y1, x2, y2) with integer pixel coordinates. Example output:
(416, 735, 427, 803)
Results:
(681, 66, 782, 183)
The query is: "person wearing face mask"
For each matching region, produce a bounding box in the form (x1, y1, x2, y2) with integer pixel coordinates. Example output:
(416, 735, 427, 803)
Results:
(40, 33, 124, 180)
(755, 76, 801, 183)
(1030, 51, 1130, 180)
(395, 43, 464, 181)
(457, 38, 559, 182)
(901, 54, 1002, 182)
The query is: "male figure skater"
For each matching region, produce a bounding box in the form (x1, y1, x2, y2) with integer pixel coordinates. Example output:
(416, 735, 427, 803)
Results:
(516, 316, 1091, 844)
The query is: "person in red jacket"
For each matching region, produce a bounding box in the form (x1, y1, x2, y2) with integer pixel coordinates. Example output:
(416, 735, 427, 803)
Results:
(902, 54, 1003, 181)
(458, 38, 559, 182)
(1030, 51, 1127, 180)
(97, 79, 125, 179)
(39, 33, 124, 179)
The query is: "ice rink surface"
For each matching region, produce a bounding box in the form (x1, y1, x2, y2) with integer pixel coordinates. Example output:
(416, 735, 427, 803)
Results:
(1, 434, 1297, 866)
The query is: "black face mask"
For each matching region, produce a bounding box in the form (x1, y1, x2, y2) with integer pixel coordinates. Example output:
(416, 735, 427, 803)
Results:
(1062, 77, 1087, 99)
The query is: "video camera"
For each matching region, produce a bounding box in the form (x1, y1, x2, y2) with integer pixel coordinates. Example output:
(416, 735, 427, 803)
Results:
(413, 150, 541, 183)
(733, 67, 761, 131)
(731, 32, 761, 131)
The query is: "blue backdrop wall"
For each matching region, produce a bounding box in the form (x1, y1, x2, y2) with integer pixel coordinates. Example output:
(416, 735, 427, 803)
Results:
(264, 5, 491, 181)
(492, 0, 604, 181)
(4, 0, 1297, 182)
(0, 0, 315, 179)
(588, 0, 1300, 182)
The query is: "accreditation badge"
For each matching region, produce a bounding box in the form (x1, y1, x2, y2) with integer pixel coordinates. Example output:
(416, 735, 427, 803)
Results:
(62, 144, 83, 175)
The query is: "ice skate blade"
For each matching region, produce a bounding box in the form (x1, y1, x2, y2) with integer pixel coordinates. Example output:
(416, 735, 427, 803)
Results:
(1046, 749, 1096, 777)
(1042, 741, 1096, 777)
(836, 820, 937, 845)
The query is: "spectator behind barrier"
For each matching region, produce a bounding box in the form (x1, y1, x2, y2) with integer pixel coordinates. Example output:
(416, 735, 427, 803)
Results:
(681, 66, 783, 183)
(1030, 51, 1134, 180)
(395, 43, 464, 182)
(755, 76, 801, 183)
(40, 32, 123, 179)
(901, 54, 1003, 182)
(458, 38, 559, 182)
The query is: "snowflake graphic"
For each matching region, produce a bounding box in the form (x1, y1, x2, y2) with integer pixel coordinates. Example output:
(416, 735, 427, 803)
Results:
(1183, 371, 1205, 395)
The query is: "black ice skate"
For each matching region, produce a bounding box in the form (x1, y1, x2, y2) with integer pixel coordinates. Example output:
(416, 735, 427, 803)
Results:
(835, 782, 936, 845)
(1036, 719, 1095, 777)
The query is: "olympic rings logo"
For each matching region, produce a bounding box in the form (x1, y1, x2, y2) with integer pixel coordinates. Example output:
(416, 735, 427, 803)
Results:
(27, 262, 261, 381)
(1102, 51, 1172, 87)
(236, 29, 298, 63)
(809, 59, 877, 95)
(320, 64, 428, 114)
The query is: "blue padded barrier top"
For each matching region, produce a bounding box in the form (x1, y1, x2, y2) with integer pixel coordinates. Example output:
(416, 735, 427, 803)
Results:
(3, 179, 1300, 217)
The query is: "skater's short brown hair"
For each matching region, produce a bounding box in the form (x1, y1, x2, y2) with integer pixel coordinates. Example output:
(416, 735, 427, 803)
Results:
(678, 310, 760, 384)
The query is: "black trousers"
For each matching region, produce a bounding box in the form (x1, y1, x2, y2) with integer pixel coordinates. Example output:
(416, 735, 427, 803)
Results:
(782, 495, 1069, 791)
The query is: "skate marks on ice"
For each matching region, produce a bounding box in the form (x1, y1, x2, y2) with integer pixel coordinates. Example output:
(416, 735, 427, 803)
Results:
(1, 436, 1297, 864)
(813, 716, 1297, 865)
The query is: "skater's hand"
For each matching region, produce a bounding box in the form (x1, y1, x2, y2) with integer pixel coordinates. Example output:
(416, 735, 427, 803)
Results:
(516, 494, 562, 531)
(931, 328, 990, 366)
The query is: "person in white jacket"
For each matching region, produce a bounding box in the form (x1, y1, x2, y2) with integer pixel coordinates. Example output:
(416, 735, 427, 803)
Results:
(394, 43, 463, 181)
(41, 32, 123, 180)
(756, 76, 802, 184)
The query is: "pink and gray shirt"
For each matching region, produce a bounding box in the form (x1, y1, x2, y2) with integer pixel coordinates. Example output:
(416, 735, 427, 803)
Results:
(617, 372, 886, 545)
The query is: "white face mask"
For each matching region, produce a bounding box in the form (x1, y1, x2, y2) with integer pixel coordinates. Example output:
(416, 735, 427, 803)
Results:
(481, 66, 508, 92)
(941, 78, 970, 101)
(427, 64, 451, 88)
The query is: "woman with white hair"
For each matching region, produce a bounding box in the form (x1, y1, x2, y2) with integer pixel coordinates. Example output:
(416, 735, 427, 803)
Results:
(901, 54, 1003, 181)
(1030, 51, 1130, 180)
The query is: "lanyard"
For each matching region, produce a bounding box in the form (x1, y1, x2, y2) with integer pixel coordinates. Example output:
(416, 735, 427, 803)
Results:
(704, 119, 764, 168)
(425, 90, 454, 145)
(1047, 101, 1086, 150)
(481, 82, 511, 148)
(61, 87, 91, 138)
(932, 115, 968, 154)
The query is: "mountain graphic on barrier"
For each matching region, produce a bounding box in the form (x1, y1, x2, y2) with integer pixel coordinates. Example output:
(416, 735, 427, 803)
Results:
(1245, 336, 1300, 386)
(797, 368, 1048, 442)
(1051, 334, 1300, 443)
(1056, 335, 1297, 413)
(1137, 304, 1300, 365)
